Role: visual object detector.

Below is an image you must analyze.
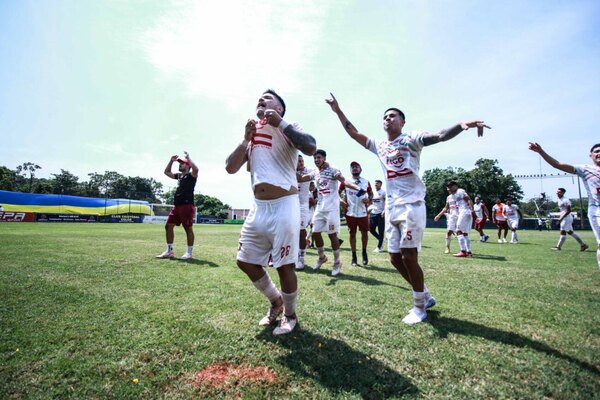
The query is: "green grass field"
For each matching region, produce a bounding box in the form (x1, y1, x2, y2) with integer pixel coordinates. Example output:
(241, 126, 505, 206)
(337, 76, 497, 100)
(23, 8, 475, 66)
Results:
(1, 223, 599, 399)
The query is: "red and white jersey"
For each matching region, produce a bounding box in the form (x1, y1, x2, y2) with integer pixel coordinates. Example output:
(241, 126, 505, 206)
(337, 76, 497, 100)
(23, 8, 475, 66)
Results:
(493, 203, 506, 221)
(473, 202, 486, 219)
(558, 196, 571, 214)
(574, 164, 600, 216)
(366, 132, 426, 206)
(452, 188, 470, 212)
(248, 120, 302, 191)
(310, 165, 342, 212)
(504, 204, 520, 221)
(446, 194, 459, 216)
(297, 166, 313, 207)
(340, 177, 372, 218)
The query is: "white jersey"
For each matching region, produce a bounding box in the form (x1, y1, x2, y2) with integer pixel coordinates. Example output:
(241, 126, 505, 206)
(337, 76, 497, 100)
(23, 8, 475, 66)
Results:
(446, 194, 458, 216)
(342, 177, 371, 218)
(452, 188, 470, 212)
(297, 166, 313, 207)
(473, 202, 486, 219)
(247, 120, 302, 191)
(504, 204, 520, 221)
(371, 188, 386, 215)
(558, 196, 571, 214)
(574, 164, 600, 216)
(311, 165, 342, 212)
(366, 132, 426, 206)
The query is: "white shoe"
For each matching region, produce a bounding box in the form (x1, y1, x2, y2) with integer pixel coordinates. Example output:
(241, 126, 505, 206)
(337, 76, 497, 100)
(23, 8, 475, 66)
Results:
(295, 259, 305, 270)
(331, 261, 342, 276)
(502, 238, 508, 243)
(156, 250, 175, 259)
(273, 314, 297, 335)
(259, 302, 283, 326)
(373, 247, 382, 253)
(402, 308, 427, 325)
(180, 252, 193, 260)
(497, 239, 503, 243)
(313, 256, 328, 271)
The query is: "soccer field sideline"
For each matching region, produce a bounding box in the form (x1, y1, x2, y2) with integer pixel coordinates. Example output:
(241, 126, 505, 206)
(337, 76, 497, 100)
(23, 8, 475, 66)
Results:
(1, 223, 598, 399)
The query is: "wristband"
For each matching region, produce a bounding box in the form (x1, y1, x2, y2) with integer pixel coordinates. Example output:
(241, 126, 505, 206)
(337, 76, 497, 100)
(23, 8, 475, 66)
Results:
(278, 120, 289, 131)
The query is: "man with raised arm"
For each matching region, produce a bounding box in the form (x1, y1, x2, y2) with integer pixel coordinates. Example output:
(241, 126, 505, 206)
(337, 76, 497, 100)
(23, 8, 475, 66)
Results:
(529, 142, 599, 267)
(225, 90, 316, 335)
(326, 93, 490, 324)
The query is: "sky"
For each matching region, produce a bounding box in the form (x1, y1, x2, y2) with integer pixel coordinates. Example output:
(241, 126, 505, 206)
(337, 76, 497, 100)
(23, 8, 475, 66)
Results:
(1, 0, 599, 209)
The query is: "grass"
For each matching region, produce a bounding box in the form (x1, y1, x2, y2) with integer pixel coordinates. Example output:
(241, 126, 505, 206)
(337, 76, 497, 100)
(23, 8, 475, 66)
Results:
(0, 223, 599, 399)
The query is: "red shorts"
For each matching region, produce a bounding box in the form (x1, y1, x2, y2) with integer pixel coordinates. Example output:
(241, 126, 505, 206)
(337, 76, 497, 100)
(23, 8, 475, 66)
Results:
(474, 216, 487, 230)
(495, 220, 508, 229)
(166, 204, 196, 227)
(346, 216, 369, 234)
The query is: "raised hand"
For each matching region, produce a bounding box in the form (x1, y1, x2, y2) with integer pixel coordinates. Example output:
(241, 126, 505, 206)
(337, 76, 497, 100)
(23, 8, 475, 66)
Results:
(528, 142, 543, 153)
(245, 119, 257, 142)
(460, 121, 491, 137)
(325, 92, 341, 113)
(263, 109, 282, 127)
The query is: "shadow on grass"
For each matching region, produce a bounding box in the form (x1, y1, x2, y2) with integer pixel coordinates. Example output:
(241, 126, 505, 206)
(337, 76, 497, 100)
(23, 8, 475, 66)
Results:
(257, 328, 417, 399)
(175, 258, 220, 268)
(427, 311, 599, 376)
(469, 254, 507, 261)
(302, 268, 408, 290)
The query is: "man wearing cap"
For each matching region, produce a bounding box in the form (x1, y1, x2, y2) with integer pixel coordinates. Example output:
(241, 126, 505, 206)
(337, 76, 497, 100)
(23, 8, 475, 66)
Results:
(340, 161, 373, 266)
(156, 153, 199, 260)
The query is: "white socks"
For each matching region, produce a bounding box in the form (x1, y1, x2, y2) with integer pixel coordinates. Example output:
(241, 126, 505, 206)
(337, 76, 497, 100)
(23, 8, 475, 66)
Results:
(252, 273, 281, 304)
(413, 291, 425, 311)
(281, 290, 298, 317)
(317, 247, 325, 258)
(570, 232, 584, 245)
(333, 249, 341, 262)
(445, 237, 451, 248)
(187, 245, 193, 254)
(167, 243, 173, 252)
(557, 235, 567, 249)
(597, 249, 600, 268)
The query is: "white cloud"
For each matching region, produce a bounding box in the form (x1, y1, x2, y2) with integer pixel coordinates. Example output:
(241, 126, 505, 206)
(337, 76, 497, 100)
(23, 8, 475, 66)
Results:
(141, 0, 329, 109)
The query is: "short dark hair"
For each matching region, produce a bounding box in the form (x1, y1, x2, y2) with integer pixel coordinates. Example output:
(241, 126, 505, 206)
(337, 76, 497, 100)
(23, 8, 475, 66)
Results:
(375, 179, 382, 184)
(446, 181, 458, 187)
(558, 187, 566, 193)
(314, 149, 327, 158)
(591, 143, 600, 153)
(384, 107, 406, 120)
(264, 89, 286, 117)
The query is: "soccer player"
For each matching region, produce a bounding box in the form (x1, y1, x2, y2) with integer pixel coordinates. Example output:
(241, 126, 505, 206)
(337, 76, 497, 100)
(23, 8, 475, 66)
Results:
(433, 187, 459, 254)
(473, 196, 490, 242)
(503, 199, 522, 244)
(307, 181, 317, 249)
(550, 188, 589, 251)
(225, 89, 316, 335)
(529, 142, 599, 267)
(446, 182, 474, 257)
(156, 153, 199, 260)
(299, 150, 358, 276)
(369, 179, 386, 253)
(340, 161, 373, 266)
(296, 155, 313, 270)
(326, 92, 489, 324)
(492, 198, 509, 243)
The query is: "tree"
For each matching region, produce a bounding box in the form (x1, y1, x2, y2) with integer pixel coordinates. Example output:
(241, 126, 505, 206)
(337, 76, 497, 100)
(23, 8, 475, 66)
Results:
(422, 159, 523, 217)
(0, 166, 18, 191)
(51, 169, 80, 195)
(15, 162, 41, 193)
(195, 194, 230, 219)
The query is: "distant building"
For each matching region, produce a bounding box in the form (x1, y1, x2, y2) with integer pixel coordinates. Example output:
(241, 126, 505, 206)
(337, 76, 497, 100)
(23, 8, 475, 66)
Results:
(226, 208, 250, 220)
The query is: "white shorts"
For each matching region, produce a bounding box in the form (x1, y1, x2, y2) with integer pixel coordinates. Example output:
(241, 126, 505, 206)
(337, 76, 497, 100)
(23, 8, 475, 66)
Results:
(447, 213, 458, 232)
(559, 214, 574, 232)
(588, 208, 600, 244)
(508, 218, 519, 230)
(237, 195, 300, 268)
(299, 204, 311, 229)
(386, 201, 426, 253)
(312, 209, 340, 234)
(456, 210, 472, 233)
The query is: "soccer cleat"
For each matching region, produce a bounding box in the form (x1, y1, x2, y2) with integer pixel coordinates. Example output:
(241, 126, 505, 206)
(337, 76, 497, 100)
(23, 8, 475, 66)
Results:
(580, 244, 589, 252)
(551, 246, 561, 251)
(444, 247, 450, 254)
(402, 308, 427, 325)
(373, 246, 382, 253)
(362, 250, 368, 266)
(483, 235, 490, 242)
(273, 314, 297, 335)
(313, 256, 328, 271)
(295, 259, 305, 270)
(497, 239, 503, 243)
(156, 250, 175, 259)
(351, 254, 358, 266)
(502, 238, 508, 243)
(425, 296, 437, 309)
(467, 251, 473, 257)
(331, 261, 342, 276)
(453, 251, 468, 257)
(259, 302, 283, 326)
(180, 252, 193, 260)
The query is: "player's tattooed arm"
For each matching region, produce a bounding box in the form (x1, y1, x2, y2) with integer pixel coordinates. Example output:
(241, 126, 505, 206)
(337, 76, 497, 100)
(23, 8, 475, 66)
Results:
(423, 121, 490, 146)
(281, 124, 317, 156)
(325, 93, 369, 148)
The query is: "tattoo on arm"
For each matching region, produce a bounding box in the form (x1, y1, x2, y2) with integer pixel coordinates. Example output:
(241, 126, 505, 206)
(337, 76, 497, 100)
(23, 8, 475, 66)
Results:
(345, 121, 356, 131)
(282, 125, 317, 156)
(423, 124, 464, 146)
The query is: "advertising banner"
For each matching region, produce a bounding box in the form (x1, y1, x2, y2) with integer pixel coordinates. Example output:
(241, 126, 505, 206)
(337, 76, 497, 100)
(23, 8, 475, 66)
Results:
(0, 211, 36, 222)
(99, 214, 144, 223)
(36, 214, 98, 223)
